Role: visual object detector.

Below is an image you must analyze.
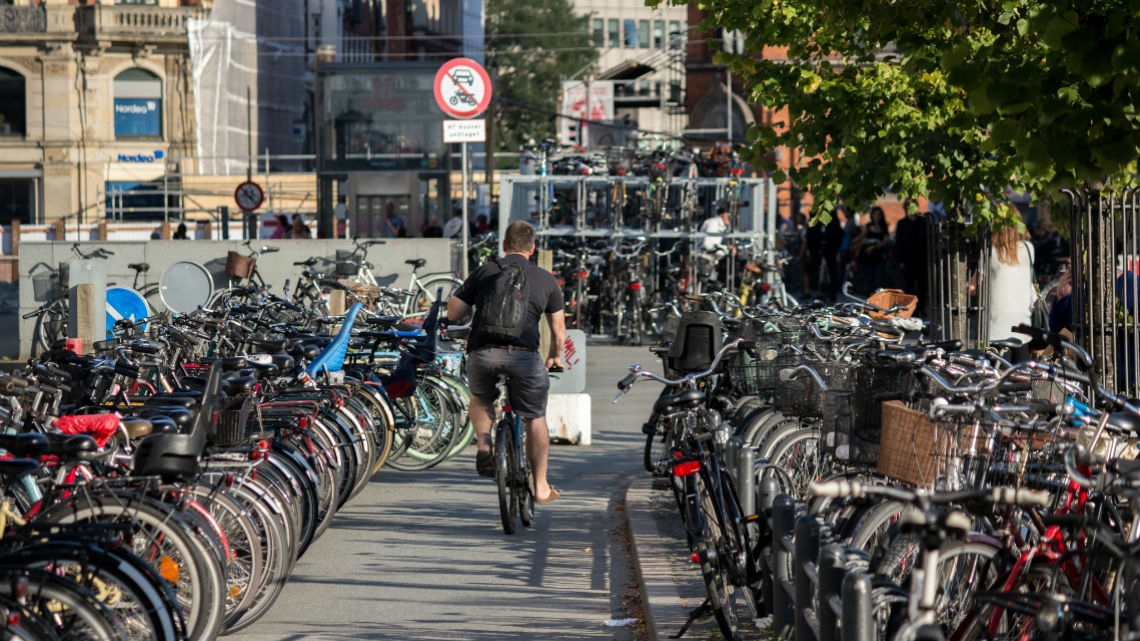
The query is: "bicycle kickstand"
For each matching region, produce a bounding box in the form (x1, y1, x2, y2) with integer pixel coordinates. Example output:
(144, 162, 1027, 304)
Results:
(673, 596, 716, 639)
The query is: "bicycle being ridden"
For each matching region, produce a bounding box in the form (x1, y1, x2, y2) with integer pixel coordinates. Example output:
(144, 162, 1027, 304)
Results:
(492, 363, 563, 534)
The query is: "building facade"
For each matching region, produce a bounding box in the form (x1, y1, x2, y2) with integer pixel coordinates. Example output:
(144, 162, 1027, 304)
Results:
(0, 0, 207, 227)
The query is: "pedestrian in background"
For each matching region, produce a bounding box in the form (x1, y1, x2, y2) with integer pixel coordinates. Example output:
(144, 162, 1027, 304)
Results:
(855, 206, 890, 294)
(986, 220, 1035, 350)
(292, 214, 312, 239)
(895, 206, 930, 316)
(383, 202, 406, 238)
(270, 214, 291, 239)
(423, 217, 444, 238)
(173, 222, 189, 240)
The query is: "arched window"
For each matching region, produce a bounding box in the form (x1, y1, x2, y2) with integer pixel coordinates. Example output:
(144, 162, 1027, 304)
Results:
(0, 67, 26, 137)
(113, 68, 162, 138)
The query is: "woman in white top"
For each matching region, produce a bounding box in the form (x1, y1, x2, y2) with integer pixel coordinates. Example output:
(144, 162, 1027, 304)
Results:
(987, 220, 1035, 343)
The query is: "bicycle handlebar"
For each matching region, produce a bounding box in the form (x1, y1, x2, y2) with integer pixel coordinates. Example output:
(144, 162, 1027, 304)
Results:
(809, 479, 1051, 508)
(613, 338, 753, 402)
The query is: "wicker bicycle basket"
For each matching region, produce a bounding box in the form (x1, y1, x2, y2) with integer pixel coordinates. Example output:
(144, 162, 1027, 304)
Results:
(225, 252, 256, 279)
(876, 400, 961, 487)
(866, 289, 918, 320)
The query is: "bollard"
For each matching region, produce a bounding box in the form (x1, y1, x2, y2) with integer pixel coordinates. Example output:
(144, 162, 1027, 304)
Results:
(726, 436, 741, 478)
(771, 494, 797, 639)
(757, 475, 780, 512)
(795, 515, 822, 641)
(737, 445, 756, 518)
(841, 571, 874, 641)
(818, 544, 846, 641)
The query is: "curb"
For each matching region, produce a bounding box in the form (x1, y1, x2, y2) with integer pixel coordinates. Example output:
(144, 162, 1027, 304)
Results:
(625, 475, 691, 641)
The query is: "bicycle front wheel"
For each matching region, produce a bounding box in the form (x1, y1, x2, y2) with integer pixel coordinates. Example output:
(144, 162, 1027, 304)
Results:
(495, 419, 519, 535)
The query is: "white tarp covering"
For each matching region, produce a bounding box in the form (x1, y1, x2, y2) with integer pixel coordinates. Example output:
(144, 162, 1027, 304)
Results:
(188, 0, 307, 175)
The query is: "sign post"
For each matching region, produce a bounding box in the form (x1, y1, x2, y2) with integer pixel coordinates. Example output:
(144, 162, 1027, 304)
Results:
(435, 58, 492, 279)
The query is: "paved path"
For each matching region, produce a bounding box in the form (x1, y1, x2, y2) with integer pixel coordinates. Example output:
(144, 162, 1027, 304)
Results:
(227, 345, 672, 641)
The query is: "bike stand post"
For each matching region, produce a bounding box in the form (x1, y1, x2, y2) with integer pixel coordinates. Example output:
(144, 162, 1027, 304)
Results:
(673, 596, 715, 639)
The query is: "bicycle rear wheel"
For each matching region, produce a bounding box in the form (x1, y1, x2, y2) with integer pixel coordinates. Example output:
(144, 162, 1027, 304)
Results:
(495, 419, 519, 535)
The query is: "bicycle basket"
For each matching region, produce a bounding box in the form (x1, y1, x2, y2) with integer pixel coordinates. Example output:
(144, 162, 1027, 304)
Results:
(211, 395, 252, 447)
(225, 251, 256, 279)
(820, 390, 879, 465)
(335, 250, 360, 276)
(876, 400, 958, 488)
(866, 289, 918, 319)
(774, 361, 857, 418)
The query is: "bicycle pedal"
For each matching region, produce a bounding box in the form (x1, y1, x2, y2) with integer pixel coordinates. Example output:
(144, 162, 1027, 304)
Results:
(641, 422, 658, 435)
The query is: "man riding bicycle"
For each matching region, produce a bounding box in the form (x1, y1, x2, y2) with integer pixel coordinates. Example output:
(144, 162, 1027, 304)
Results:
(447, 221, 566, 504)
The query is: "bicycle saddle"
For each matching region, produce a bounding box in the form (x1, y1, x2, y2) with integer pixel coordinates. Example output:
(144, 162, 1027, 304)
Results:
(405, 258, 427, 269)
(1107, 411, 1140, 436)
(121, 417, 155, 440)
(653, 389, 705, 414)
(0, 432, 48, 458)
(41, 433, 99, 461)
(128, 262, 150, 273)
(294, 257, 320, 267)
(0, 458, 42, 483)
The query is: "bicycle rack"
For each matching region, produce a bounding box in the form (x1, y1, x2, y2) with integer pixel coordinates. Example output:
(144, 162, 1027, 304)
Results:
(766, 494, 874, 641)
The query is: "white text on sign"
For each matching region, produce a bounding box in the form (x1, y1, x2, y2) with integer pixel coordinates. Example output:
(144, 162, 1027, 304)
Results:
(443, 119, 487, 143)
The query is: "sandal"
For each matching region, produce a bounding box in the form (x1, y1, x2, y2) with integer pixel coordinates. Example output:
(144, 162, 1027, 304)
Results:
(535, 487, 561, 504)
(475, 450, 495, 478)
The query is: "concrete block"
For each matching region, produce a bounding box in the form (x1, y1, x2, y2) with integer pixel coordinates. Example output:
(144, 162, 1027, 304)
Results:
(547, 392, 591, 445)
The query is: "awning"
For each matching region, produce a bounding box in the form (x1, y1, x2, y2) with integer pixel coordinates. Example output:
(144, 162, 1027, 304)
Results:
(596, 60, 656, 81)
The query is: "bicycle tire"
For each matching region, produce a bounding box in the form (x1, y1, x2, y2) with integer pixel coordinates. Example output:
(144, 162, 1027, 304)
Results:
(223, 481, 294, 633)
(847, 499, 907, 554)
(186, 486, 264, 624)
(383, 378, 463, 471)
(517, 426, 535, 528)
(495, 418, 519, 535)
(414, 275, 463, 318)
(693, 471, 745, 641)
(0, 568, 127, 641)
(879, 539, 1001, 635)
(761, 426, 828, 497)
(35, 296, 69, 354)
(0, 538, 183, 641)
(33, 492, 225, 641)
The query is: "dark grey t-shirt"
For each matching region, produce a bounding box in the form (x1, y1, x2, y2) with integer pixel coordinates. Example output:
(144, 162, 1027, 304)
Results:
(454, 253, 564, 351)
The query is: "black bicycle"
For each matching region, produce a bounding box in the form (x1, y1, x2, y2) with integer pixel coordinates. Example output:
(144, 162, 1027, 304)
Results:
(495, 364, 563, 535)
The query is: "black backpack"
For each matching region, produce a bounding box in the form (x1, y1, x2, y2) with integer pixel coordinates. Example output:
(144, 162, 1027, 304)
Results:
(474, 259, 530, 344)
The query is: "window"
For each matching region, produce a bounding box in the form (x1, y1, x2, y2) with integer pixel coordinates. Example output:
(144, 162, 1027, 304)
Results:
(653, 21, 664, 49)
(624, 19, 637, 47)
(592, 18, 604, 46)
(638, 20, 649, 48)
(668, 20, 682, 49)
(113, 68, 162, 138)
(0, 67, 25, 137)
(607, 19, 619, 47)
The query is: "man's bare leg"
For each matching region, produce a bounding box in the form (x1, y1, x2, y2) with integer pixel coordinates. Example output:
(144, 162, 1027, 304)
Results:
(524, 416, 554, 501)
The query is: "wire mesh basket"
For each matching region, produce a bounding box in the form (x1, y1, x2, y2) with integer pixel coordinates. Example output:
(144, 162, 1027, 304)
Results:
(728, 352, 799, 395)
(335, 250, 360, 276)
(774, 361, 857, 418)
(820, 389, 879, 465)
(213, 396, 251, 447)
(852, 359, 915, 432)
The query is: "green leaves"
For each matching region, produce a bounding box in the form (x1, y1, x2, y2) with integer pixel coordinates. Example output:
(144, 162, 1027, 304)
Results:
(698, 0, 1140, 224)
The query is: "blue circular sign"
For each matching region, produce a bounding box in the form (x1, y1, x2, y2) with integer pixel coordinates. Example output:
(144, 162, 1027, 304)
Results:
(106, 287, 151, 338)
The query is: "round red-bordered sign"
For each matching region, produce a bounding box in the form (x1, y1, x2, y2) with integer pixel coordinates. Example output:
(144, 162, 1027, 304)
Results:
(434, 58, 492, 119)
(234, 180, 264, 212)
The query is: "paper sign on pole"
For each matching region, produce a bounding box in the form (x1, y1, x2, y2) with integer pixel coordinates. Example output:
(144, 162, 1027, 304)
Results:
(443, 119, 486, 143)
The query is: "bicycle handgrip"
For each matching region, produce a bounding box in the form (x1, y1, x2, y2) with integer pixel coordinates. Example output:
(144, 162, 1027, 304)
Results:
(809, 479, 862, 499)
(262, 246, 280, 253)
(2, 376, 31, 391)
(999, 380, 1035, 393)
(617, 372, 637, 391)
(1038, 514, 1091, 529)
(128, 344, 159, 356)
(990, 487, 1051, 507)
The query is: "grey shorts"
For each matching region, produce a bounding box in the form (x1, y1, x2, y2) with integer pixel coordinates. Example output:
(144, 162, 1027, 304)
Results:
(465, 347, 549, 418)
